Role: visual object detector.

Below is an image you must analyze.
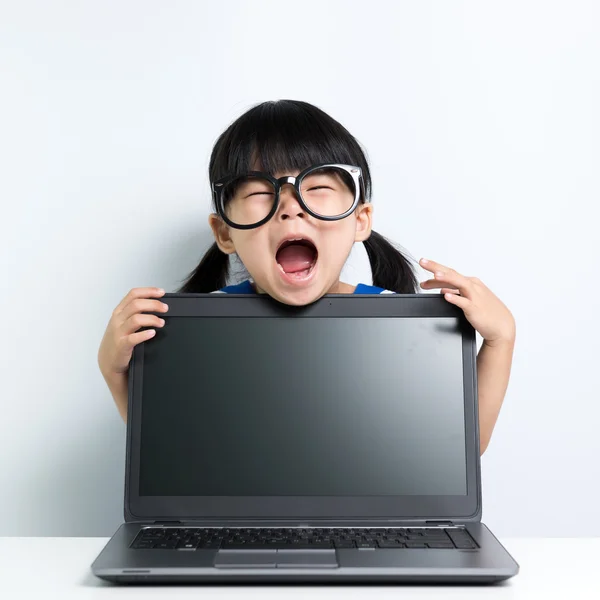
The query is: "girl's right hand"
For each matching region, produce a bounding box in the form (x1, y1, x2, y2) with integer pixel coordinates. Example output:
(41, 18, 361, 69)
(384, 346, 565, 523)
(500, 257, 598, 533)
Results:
(98, 287, 169, 378)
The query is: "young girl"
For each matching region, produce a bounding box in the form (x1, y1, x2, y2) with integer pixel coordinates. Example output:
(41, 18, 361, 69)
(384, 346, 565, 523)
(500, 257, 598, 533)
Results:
(98, 99, 516, 455)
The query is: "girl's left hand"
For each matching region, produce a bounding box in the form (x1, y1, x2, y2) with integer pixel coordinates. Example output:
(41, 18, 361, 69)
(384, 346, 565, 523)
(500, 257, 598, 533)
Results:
(419, 258, 516, 346)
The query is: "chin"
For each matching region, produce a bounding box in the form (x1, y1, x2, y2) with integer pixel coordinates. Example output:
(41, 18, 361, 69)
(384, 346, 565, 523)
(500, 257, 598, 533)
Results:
(257, 266, 326, 307)
(274, 289, 323, 307)
(264, 281, 322, 307)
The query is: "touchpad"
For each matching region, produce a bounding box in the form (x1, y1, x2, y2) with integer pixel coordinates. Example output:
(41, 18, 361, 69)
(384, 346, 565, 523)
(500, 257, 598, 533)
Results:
(215, 549, 277, 568)
(214, 549, 338, 568)
(276, 549, 338, 568)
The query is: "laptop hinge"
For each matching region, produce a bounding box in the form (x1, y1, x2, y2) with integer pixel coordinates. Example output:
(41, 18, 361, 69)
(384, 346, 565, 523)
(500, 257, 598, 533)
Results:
(153, 521, 182, 525)
(425, 520, 454, 526)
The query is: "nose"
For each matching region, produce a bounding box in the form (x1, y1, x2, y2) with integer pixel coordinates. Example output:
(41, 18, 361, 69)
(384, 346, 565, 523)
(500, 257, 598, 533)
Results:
(276, 182, 306, 221)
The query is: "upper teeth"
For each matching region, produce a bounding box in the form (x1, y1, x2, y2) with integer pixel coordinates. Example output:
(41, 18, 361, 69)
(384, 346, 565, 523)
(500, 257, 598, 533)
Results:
(282, 238, 304, 247)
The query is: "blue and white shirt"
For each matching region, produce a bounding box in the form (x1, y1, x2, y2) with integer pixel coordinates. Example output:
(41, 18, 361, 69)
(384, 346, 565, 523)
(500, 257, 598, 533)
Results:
(211, 279, 395, 294)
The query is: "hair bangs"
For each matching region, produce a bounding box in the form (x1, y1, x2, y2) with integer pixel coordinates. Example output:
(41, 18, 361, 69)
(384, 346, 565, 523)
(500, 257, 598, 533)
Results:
(209, 100, 372, 203)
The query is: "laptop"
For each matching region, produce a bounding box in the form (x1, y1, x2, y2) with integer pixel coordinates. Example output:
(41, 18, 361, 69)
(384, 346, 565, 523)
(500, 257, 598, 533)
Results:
(91, 291, 519, 584)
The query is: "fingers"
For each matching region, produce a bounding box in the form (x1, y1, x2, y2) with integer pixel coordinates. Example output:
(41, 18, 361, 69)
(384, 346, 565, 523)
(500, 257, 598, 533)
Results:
(419, 258, 451, 272)
(419, 258, 473, 295)
(113, 287, 166, 318)
(100, 288, 169, 377)
(442, 290, 470, 309)
(112, 287, 170, 349)
(123, 328, 158, 348)
(119, 312, 166, 339)
(431, 269, 471, 293)
(115, 293, 169, 330)
(420, 280, 460, 294)
(115, 307, 167, 357)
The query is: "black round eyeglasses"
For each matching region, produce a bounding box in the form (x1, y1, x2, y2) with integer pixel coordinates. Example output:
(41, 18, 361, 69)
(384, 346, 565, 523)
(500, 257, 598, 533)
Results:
(212, 163, 368, 229)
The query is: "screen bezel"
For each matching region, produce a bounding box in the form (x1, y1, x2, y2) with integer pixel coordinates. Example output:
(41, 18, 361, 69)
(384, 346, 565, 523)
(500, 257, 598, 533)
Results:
(124, 293, 481, 523)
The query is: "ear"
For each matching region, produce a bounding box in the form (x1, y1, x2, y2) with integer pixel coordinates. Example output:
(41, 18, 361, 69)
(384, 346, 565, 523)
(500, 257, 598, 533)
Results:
(354, 202, 373, 243)
(208, 213, 236, 254)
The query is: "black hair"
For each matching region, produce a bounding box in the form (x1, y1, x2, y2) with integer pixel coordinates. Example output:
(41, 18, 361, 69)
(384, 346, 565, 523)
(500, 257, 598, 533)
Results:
(176, 99, 418, 294)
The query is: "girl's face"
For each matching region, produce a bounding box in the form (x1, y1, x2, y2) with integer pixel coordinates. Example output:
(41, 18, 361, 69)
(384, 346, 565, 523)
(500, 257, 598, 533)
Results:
(209, 166, 373, 305)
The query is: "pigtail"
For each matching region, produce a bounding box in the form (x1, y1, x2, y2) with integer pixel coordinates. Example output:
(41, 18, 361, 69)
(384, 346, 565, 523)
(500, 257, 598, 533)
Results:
(176, 242, 230, 293)
(363, 230, 419, 294)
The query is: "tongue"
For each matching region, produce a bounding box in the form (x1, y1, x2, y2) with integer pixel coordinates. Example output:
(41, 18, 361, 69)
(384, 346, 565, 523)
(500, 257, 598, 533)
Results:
(276, 244, 316, 273)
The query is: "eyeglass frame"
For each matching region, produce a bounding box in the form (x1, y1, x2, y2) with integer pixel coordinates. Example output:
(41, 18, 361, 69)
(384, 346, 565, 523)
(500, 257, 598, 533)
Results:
(212, 163, 369, 230)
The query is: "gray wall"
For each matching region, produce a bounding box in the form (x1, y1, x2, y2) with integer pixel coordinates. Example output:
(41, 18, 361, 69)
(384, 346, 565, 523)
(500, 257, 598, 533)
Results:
(1, 0, 598, 537)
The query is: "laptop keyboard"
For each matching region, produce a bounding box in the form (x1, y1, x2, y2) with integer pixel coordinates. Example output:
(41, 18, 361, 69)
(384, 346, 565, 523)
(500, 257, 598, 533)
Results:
(131, 527, 478, 550)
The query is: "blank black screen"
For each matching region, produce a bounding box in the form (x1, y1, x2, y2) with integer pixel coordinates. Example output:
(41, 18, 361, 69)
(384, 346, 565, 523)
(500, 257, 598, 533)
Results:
(139, 317, 467, 496)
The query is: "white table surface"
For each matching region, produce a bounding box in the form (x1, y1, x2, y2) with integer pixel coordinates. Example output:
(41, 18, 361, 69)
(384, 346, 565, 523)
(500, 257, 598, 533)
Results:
(1, 537, 599, 598)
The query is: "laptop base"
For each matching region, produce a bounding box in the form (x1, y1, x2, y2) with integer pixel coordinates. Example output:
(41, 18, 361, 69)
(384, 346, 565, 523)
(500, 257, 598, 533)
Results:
(92, 522, 519, 584)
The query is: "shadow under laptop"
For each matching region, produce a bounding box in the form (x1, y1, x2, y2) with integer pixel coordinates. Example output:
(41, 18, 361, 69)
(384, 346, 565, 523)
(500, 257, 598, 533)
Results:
(79, 576, 515, 588)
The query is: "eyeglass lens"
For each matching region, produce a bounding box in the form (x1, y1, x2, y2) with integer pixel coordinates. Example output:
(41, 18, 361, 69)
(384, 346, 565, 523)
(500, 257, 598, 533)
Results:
(220, 166, 357, 226)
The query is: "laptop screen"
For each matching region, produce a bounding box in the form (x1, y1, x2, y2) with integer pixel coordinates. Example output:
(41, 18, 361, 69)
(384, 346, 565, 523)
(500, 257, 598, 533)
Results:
(139, 316, 467, 497)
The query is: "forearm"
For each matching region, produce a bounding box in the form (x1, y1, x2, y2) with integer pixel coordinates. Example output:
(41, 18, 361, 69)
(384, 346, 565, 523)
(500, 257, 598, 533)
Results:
(101, 370, 129, 424)
(476, 337, 515, 455)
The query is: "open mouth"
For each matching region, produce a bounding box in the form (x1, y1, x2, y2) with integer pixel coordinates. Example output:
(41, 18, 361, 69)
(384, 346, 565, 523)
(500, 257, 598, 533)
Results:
(275, 238, 318, 280)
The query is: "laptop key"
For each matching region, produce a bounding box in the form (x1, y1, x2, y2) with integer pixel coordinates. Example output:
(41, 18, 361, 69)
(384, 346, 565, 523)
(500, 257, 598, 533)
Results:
(426, 541, 455, 549)
(197, 541, 222, 549)
(356, 541, 378, 548)
(154, 541, 178, 549)
(446, 529, 479, 548)
(221, 543, 275, 550)
(377, 540, 405, 548)
(446, 535, 477, 549)
(290, 542, 333, 549)
(453, 540, 477, 549)
(176, 540, 198, 550)
(333, 540, 356, 548)
(140, 532, 164, 540)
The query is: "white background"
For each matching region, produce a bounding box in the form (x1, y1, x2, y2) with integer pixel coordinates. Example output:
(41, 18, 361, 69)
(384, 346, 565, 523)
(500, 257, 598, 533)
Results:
(1, 0, 598, 537)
